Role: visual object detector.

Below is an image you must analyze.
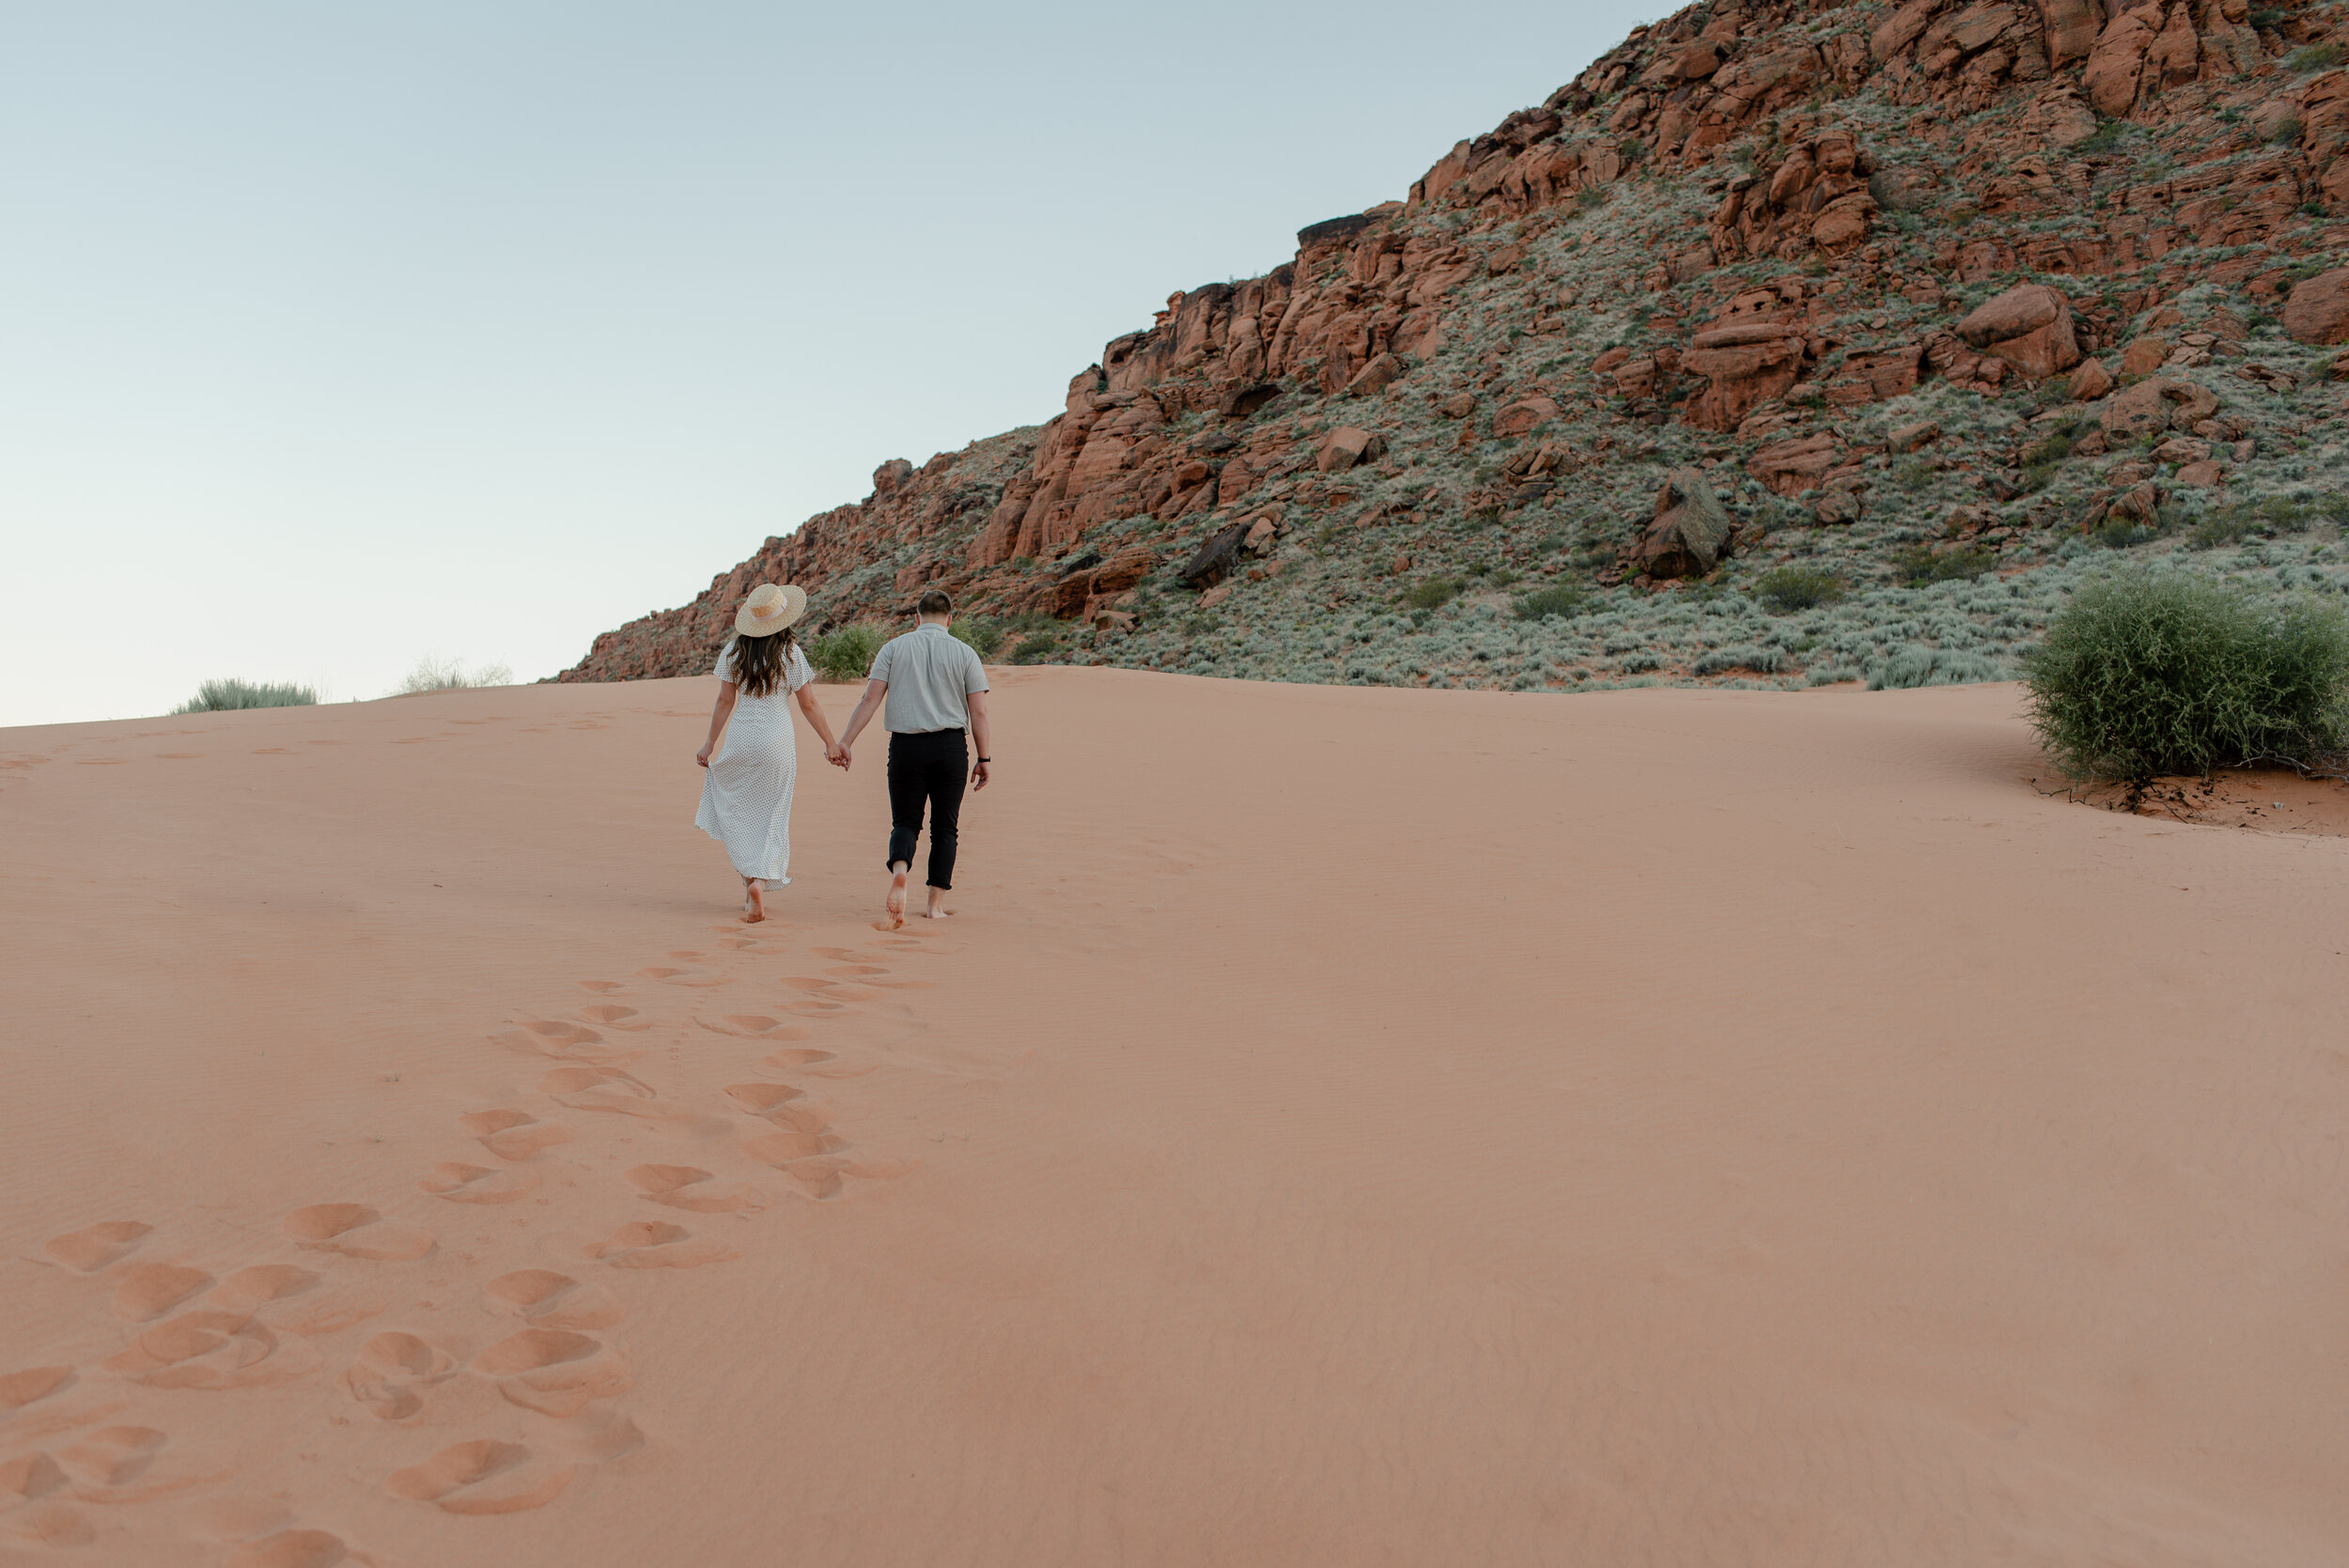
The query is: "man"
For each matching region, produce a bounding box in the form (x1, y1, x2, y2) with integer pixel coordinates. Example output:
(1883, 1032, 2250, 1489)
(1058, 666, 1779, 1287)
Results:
(833, 589, 992, 926)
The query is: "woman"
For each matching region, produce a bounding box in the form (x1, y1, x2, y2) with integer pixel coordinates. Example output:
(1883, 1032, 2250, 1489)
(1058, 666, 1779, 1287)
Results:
(694, 582, 842, 923)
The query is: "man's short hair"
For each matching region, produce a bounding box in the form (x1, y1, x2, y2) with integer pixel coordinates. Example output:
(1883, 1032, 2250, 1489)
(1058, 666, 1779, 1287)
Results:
(916, 589, 954, 618)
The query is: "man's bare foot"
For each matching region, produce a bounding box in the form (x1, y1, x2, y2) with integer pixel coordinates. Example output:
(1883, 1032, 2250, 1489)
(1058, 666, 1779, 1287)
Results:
(925, 888, 952, 919)
(885, 868, 908, 929)
(740, 881, 766, 924)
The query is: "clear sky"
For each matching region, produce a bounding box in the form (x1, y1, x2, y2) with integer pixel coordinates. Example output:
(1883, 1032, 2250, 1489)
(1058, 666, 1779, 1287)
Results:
(0, 1, 1652, 727)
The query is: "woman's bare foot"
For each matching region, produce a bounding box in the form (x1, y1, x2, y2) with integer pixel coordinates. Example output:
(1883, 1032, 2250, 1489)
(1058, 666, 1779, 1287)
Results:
(740, 880, 767, 924)
(925, 888, 952, 919)
(885, 868, 908, 929)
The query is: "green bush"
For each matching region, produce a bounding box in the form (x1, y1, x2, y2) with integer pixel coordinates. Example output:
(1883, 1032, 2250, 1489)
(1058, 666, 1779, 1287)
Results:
(809, 624, 887, 683)
(1007, 633, 1062, 665)
(1511, 583, 1587, 620)
(2022, 568, 2349, 778)
(951, 618, 1006, 659)
(1890, 544, 1997, 586)
(1869, 645, 2005, 689)
(1403, 577, 1461, 610)
(2287, 41, 2344, 70)
(171, 678, 318, 714)
(1755, 565, 1846, 613)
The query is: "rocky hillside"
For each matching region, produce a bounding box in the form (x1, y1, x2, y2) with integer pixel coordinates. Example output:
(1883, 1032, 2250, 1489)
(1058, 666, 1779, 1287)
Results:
(561, 0, 2349, 692)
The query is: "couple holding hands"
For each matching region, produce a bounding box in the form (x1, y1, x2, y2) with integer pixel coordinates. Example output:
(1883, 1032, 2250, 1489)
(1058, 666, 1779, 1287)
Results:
(694, 585, 991, 927)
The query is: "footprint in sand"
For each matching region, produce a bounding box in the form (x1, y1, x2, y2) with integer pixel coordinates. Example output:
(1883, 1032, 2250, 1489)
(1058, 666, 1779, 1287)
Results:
(823, 964, 891, 978)
(1, 1452, 67, 1504)
(0, 1498, 93, 1548)
(55, 1424, 167, 1487)
(208, 1265, 321, 1313)
(636, 965, 730, 988)
(574, 1003, 649, 1032)
(417, 1162, 541, 1204)
(696, 1014, 797, 1038)
(43, 1219, 152, 1273)
(723, 1081, 805, 1117)
(459, 1109, 575, 1160)
(472, 1329, 630, 1417)
(762, 1045, 873, 1079)
(493, 1019, 634, 1066)
(225, 1528, 358, 1568)
(575, 980, 625, 994)
(385, 1438, 572, 1514)
(622, 1165, 762, 1213)
(587, 1221, 737, 1269)
(483, 1270, 623, 1330)
(104, 1310, 322, 1389)
(0, 1366, 74, 1415)
(537, 1066, 661, 1118)
(111, 1263, 213, 1322)
(282, 1204, 435, 1262)
(341, 1331, 459, 1420)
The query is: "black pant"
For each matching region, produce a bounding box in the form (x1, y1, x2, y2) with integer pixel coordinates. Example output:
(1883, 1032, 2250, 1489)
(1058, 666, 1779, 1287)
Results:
(886, 729, 968, 890)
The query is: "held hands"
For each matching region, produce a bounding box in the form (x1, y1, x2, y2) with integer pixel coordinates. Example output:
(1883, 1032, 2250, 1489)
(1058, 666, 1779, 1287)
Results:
(826, 741, 851, 770)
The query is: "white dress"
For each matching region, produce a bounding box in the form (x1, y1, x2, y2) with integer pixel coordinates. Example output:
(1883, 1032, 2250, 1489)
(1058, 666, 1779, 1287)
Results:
(695, 640, 817, 886)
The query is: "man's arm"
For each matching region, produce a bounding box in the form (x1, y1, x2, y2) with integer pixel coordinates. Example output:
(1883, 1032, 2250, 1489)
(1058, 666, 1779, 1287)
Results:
(835, 678, 888, 767)
(967, 690, 990, 791)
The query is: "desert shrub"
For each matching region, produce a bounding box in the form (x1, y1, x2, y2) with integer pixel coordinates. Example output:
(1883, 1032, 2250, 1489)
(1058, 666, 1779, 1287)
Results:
(1868, 644, 2006, 689)
(1007, 632, 1063, 665)
(1617, 650, 1662, 673)
(1693, 645, 1784, 675)
(2288, 41, 2344, 70)
(1890, 544, 1997, 585)
(809, 624, 887, 683)
(1511, 583, 1587, 621)
(951, 618, 1006, 659)
(1755, 565, 1846, 612)
(1403, 577, 1461, 610)
(2089, 518, 2161, 550)
(397, 655, 513, 693)
(2022, 568, 2349, 778)
(171, 678, 318, 714)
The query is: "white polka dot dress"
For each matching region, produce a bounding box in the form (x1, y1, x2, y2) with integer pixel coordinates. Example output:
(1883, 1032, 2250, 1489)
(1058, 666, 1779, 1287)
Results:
(695, 640, 817, 887)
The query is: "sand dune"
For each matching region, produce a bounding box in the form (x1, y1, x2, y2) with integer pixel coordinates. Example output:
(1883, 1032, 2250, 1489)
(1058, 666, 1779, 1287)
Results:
(2, 672, 2345, 1566)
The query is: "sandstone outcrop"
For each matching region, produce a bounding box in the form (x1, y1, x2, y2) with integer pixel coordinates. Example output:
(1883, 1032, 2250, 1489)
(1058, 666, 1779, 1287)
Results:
(560, 0, 2348, 689)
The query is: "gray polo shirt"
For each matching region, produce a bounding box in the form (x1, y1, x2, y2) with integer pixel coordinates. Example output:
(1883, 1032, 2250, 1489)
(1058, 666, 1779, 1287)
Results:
(869, 623, 989, 734)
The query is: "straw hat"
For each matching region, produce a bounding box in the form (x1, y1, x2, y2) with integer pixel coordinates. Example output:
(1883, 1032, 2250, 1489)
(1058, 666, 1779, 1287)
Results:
(734, 582, 807, 638)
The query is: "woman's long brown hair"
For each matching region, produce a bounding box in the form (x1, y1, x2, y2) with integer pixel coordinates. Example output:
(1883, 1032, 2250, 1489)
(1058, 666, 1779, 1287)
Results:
(728, 629, 795, 699)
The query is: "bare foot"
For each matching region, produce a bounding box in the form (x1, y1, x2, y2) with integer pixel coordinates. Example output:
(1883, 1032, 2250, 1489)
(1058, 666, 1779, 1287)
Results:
(885, 869, 908, 929)
(740, 881, 767, 924)
(925, 889, 952, 919)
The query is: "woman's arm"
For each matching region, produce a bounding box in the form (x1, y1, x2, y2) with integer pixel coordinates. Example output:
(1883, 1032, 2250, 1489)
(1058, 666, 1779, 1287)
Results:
(834, 678, 889, 767)
(795, 685, 844, 762)
(696, 683, 739, 768)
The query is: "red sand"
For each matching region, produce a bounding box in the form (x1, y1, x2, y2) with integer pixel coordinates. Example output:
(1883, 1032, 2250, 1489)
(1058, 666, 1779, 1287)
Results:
(3, 671, 2345, 1565)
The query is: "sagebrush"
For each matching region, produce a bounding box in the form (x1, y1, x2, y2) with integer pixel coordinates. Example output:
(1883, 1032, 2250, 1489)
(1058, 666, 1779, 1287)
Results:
(2022, 568, 2349, 779)
(171, 678, 318, 713)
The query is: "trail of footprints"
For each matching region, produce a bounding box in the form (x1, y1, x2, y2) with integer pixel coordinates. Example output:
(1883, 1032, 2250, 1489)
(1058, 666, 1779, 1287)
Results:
(2, 929, 936, 1559)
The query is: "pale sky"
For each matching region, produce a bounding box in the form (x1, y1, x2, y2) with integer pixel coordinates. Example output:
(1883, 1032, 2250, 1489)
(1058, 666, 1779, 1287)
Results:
(0, 1, 1651, 728)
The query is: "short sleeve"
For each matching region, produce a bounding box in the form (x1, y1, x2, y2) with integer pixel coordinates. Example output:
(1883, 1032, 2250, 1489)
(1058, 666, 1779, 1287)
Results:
(785, 644, 815, 693)
(963, 645, 989, 694)
(868, 637, 894, 683)
(713, 644, 738, 684)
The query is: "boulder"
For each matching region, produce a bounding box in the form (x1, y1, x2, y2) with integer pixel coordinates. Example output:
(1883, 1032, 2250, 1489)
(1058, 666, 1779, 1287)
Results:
(2100, 378, 2219, 441)
(871, 458, 915, 496)
(1315, 427, 1384, 473)
(2282, 268, 2349, 345)
(2082, 8, 2157, 116)
(1492, 396, 1563, 438)
(1438, 392, 1477, 419)
(1626, 468, 1735, 580)
(1748, 432, 1845, 496)
(2067, 358, 2114, 401)
(1814, 489, 1862, 524)
(1218, 383, 1283, 420)
(2032, 0, 2101, 70)
(1888, 421, 1940, 453)
(2119, 336, 2171, 376)
(2173, 461, 2225, 488)
(1681, 321, 1805, 431)
(1953, 285, 2079, 379)
(1343, 352, 1406, 398)
(1178, 521, 1250, 590)
(1242, 517, 1278, 555)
